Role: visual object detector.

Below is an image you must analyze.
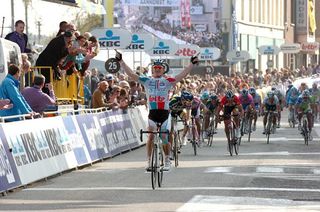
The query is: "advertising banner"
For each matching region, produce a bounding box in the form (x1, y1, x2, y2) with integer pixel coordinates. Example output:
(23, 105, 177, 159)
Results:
(122, 0, 180, 7)
(92, 28, 132, 49)
(174, 44, 200, 58)
(0, 126, 21, 192)
(1, 117, 78, 185)
(147, 39, 179, 57)
(258, 45, 281, 55)
(199, 48, 221, 61)
(226, 50, 250, 62)
(76, 114, 110, 161)
(62, 116, 91, 166)
(125, 33, 154, 52)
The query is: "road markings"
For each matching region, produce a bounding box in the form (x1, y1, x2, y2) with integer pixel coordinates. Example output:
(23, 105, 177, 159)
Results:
(204, 167, 231, 173)
(256, 167, 283, 173)
(176, 195, 320, 211)
(24, 187, 320, 192)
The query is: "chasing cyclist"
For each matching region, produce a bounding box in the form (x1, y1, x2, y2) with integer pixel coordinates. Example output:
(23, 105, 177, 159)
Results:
(202, 93, 220, 137)
(248, 87, 262, 131)
(261, 91, 280, 134)
(115, 50, 199, 171)
(216, 90, 243, 142)
(239, 88, 255, 135)
(295, 90, 313, 137)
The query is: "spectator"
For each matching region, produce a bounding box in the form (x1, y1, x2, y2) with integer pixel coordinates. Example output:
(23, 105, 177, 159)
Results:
(106, 85, 121, 110)
(21, 53, 32, 88)
(56, 21, 68, 37)
(90, 68, 99, 94)
(21, 75, 56, 114)
(0, 64, 33, 119)
(92, 80, 109, 108)
(105, 74, 115, 100)
(35, 30, 74, 89)
(5, 20, 31, 53)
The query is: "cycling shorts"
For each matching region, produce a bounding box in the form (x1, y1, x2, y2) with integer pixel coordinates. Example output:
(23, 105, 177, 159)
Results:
(265, 104, 276, 111)
(148, 109, 171, 144)
(223, 105, 237, 119)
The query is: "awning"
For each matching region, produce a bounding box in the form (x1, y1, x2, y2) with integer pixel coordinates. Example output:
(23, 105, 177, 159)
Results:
(76, 0, 106, 15)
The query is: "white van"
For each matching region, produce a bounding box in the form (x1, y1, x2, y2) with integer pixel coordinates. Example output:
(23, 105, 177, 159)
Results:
(0, 38, 22, 83)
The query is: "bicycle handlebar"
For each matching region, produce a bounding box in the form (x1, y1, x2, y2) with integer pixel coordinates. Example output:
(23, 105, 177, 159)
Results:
(140, 129, 169, 142)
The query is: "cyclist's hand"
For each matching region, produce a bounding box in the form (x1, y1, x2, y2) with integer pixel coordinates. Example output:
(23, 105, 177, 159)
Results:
(190, 53, 199, 65)
(115, 50, 122, 62)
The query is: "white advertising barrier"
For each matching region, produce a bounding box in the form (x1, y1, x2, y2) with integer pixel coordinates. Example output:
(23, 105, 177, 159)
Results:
(125, 33, 154, 52)
(258, 45, 281, 55)
(280, 43, 301, 54)
(226, 50, 250, 63)
(122, 0, 180, 7)
(2, 116, 78, 185)
(199, 47, 221, 61)
(147, 38, 179, 57)
(91, 28, 132, 49)
(172, 44, 200, 59)
(301, 42, 319, 53)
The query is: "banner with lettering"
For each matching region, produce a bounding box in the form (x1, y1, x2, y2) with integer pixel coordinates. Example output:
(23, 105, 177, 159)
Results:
(76, 114, 111, 161)
(62, 116, 92, 166)
(1, 117, 78, 185)
(0, 126, 21, 192)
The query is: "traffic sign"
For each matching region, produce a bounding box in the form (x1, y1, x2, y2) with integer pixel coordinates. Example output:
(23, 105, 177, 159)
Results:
(105, 58, 120, 73)
(267, 60, 274, 68)
(226, 50, 250, 62)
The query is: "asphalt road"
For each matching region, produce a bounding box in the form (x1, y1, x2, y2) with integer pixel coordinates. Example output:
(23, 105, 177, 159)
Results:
(1, 110, 320, 212)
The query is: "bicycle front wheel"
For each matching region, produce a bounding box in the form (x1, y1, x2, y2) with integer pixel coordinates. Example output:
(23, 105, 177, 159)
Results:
(158, 150, 163, 187)
(303, 119, 309, 146)
(150, 146, 157, 190)
(173, 131, 179, 167)
(192, 127, 197, 156)
(248, 117, 252, 143)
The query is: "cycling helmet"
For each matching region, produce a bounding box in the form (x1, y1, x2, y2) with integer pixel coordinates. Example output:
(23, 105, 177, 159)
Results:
(275, 90, 281, 96)
(267, 91, 275, 98)
(209, 93, 218, 101)
(181, 91, 194, 101)
(200, 92, 210, 100)
(226, 90, 234, 99)
(152, 59, 169, 74)
(302, 90, 310, 98)
(271, 87, 277, 91)
(249, 87, 256, 95)
(241, 88, 249, 96)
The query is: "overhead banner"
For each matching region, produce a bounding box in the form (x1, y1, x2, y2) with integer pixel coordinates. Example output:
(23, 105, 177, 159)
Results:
(226, 50, 250, 62)
(147, 39, 178, 57)
(76, 114, 110, 161)
(122, 0, 180, 7)
(125, 33, 154, 52)
(258, 45, 281, 55)
(174, 44, 201, 58)
(62, 116, 91, 166)
(296, 0, 308, 33)
(0, 130, 21, 192)
(1, 117, 78, 185)
(280, 43, 301, 54)
(91, 28, 132, 49)
(199, 48, 221, 61)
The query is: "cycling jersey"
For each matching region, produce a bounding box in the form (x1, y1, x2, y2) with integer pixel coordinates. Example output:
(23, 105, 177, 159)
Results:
(310, 88, 320, 103)
(139, 76, 176, 110)
(239, 94, 254, 110)
(221, 95, 241, 107)
(169, 95, 184, 112)
(296, 96, 312, 113)
(286, 87, 300, 105)
(252, 93, 261, 110)
(205, 100, 220, 112)
(263, 96, 279, 111)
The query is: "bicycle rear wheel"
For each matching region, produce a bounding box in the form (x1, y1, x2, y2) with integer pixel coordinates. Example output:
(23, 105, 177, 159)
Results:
(158, 150, 163, 187)
(151, 146, 157, 190)
(303, 119, 309, 145)
(173, 131, 179, 167)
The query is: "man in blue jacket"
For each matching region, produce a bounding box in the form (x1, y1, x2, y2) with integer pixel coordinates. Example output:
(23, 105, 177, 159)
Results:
(0, 64, 34, 120)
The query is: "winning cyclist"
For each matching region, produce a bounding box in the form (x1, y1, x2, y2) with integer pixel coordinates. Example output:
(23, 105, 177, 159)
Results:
(216, 90, 243, 142)
(115, 50, 199, 171)
(261, 91, 280, 134)
(296, 90, 313, 136)
(248, 87, 261, 131)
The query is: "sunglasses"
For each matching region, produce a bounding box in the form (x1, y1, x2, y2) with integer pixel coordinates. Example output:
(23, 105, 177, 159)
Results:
(153, 65, 164, 70)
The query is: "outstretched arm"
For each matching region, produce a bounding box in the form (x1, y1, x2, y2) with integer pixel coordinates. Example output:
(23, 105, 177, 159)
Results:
(115, 50, 139, 81)
(175, 54, 199, 82)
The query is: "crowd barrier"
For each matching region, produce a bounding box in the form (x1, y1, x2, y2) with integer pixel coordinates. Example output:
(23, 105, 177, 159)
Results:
(0, 106, 148, 195)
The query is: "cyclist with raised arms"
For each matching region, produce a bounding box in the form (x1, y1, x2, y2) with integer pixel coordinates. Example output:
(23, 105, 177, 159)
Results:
(261, 91, 280, 134)
(115, 50, 199, 171)
(248, 87, 261, 131)
(216, 90, 243, 142)
(296, 90, 313, 136)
